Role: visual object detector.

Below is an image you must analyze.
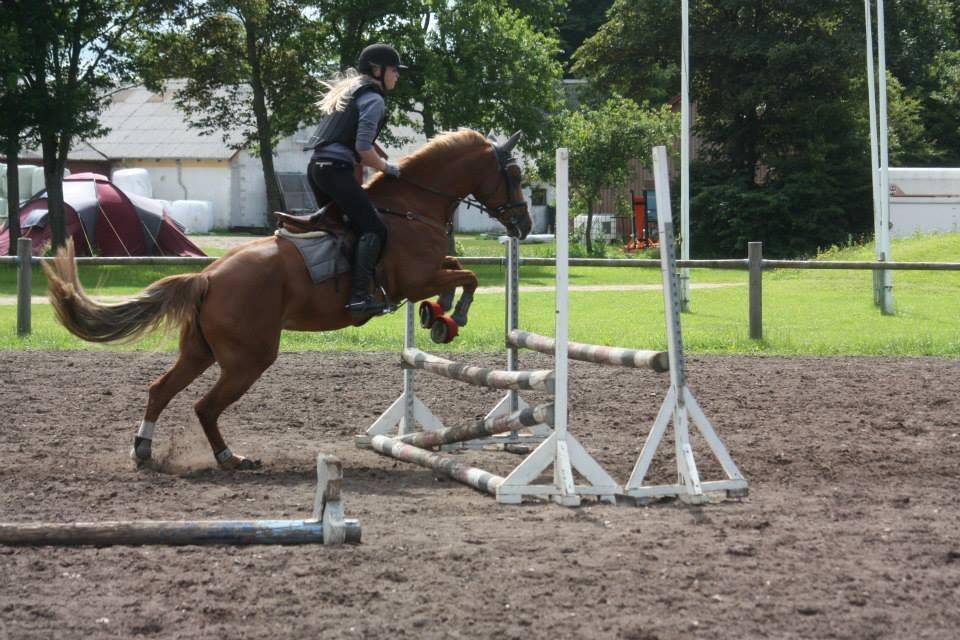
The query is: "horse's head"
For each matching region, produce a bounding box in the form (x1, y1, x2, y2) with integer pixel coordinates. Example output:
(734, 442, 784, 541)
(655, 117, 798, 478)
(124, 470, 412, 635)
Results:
(476, 131, 532, 239)
(372, 129, 533, 239)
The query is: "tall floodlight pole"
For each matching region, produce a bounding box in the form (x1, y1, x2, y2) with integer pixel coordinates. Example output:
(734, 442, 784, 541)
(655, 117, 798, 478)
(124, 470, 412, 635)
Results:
(864, 0, 883, 306)
(875, 0, 894, 314)
(679, 0, 691, 311)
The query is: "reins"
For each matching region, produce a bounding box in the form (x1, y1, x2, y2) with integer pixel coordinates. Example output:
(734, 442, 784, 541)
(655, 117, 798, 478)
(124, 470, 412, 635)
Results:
(378, 206, 454, 235)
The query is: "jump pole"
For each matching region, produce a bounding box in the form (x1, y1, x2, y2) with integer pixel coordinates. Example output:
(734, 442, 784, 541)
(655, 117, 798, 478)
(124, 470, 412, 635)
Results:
(371, 436, 506, 496)
(622, 146, 748, 504)
(0, 454, 361, 546)
(368, 403, 555, 496)
(399, 402, 554, 449)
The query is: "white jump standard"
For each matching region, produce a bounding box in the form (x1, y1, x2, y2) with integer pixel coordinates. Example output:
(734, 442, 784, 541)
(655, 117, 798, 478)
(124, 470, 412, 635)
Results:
(622, 146, 748, 504)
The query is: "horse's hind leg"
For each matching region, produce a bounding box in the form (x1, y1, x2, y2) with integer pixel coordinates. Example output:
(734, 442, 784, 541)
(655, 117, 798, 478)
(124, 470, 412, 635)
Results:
(132, 328, 214, 465)
(194, 350, 277, 470)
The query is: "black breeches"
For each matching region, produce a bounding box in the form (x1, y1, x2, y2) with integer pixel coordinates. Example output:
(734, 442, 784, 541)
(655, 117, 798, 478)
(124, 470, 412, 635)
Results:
(307, 159, 387, 242)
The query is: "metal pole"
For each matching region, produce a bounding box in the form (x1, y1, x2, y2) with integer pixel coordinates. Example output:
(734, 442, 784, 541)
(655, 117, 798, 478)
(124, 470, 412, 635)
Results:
(748, 242, 763, 340)
(864, 0, 883, 305)
(17, 237, 32, 336)
(401, 303, 416, 435)
(506, 237, 520, 413)
(876, 0, 894, 314)
(679, 0, 692, 312)
(554, 148, 570, 444)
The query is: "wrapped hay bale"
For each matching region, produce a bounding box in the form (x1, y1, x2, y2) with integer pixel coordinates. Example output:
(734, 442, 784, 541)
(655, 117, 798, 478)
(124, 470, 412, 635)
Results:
(112, 168, 153, 198)
(30, 166, 47, 198)
(18, 166, 36, 198)
(170, 200, 213, 233)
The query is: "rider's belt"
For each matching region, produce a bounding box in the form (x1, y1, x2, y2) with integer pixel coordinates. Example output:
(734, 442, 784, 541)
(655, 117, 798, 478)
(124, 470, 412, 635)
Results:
(313, 160, 353, 171)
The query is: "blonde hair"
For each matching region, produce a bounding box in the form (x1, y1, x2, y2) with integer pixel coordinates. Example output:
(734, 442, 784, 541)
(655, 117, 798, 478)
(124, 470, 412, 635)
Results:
(318, 68, 378, 114)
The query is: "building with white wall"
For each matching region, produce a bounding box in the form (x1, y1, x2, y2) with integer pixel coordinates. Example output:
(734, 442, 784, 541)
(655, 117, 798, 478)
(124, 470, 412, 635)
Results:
(889, 168, 960, 238)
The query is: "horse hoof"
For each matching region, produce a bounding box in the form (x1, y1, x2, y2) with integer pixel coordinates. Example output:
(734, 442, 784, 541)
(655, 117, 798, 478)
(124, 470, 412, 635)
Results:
(220, 455, 262, 471)
(429, 315, 459, 344)
(419, 300, 443, 328)
(130, 437, 152, 466)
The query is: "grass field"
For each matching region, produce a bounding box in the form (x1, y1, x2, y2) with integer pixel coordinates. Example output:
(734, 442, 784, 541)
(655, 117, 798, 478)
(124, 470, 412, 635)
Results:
(2, 232, 958, 355)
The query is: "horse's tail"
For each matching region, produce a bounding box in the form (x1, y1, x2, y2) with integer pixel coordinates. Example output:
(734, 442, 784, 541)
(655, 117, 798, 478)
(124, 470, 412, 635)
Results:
(43, 240, 209, 344)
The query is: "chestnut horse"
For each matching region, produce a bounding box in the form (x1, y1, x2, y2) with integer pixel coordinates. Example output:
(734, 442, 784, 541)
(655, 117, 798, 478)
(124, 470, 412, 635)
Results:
(43, 129, 532, 470)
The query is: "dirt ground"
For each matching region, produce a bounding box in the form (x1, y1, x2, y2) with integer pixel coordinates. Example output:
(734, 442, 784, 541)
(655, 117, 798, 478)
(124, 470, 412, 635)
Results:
(0, 349, 958, 639)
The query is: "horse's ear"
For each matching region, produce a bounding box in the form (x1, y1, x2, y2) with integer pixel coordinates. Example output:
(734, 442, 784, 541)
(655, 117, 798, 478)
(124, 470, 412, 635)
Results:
(498, 130, 523, 154)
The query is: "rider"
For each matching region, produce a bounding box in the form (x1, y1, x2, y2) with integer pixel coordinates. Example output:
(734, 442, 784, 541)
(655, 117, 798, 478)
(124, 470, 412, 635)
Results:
(305, 43, 406, 317)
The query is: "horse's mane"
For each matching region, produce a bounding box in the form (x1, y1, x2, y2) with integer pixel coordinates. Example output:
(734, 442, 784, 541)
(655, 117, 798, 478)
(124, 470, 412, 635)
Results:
(403, 129, 488, 164)
(367, 129, 488, 189)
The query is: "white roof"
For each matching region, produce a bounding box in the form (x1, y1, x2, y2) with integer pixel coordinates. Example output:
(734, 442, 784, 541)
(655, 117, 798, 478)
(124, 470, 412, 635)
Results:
(65, 82, 244, 161)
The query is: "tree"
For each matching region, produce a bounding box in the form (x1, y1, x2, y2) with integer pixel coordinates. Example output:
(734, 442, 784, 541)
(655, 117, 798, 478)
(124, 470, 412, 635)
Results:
(558, 0, 615, 72)
(575, 0, 960, 257)
(574, 1, 867, 257)
(689, 1, 875, 257)
(571, 0, 680, 105)
(10, 0, 173, 250)
(395, 0, 565, 157)
(139, 0, 327, 223)
(314, 0, 565, 147)
(545, 96, 677, 254)
(0, 3, 34, 254)
(883, 0, 960, 165)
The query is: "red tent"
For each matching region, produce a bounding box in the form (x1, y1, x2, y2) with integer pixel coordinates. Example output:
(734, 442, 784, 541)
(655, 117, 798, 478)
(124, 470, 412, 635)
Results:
(0, 173, 205, 257)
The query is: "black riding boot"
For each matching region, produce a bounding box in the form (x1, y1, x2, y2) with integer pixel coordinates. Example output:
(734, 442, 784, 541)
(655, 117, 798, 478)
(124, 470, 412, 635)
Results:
(347, 233, 387, 317)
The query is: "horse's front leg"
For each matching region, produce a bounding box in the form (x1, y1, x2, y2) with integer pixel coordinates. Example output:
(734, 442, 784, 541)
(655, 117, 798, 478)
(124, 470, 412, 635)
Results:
(416, 263, 477, 328)
(436, 257, 475, 327)
(435, 256, 461, 313)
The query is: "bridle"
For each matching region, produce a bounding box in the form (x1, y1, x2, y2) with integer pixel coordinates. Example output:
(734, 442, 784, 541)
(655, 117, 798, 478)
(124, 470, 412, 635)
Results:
(383, 143, 528, 234)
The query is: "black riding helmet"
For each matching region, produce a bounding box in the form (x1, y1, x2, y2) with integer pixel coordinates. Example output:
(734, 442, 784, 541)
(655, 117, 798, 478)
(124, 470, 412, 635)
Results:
(357, 43, 408, 76)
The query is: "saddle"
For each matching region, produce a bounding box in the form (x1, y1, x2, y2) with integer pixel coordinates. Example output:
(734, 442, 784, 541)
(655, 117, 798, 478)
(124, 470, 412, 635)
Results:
(272, 209, 390, 311)
(274, 205, 346, 236)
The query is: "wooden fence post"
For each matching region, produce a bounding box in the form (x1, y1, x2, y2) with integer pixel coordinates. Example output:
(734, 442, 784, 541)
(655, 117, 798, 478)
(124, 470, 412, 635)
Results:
(16, 237, 31, 336)
(748, 241, 763, 340)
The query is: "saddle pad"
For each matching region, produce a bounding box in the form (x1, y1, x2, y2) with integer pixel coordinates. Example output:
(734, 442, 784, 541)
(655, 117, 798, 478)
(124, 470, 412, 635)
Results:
(275, 228, 351, 284)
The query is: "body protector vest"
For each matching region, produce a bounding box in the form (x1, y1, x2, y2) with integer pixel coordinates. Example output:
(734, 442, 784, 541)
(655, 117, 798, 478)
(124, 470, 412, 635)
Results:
(306, 83, 387, 158)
